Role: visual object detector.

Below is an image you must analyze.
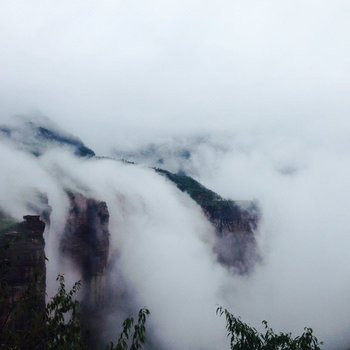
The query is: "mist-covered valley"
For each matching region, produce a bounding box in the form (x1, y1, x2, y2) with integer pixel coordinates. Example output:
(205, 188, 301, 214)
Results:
(1, 1, 350, 348)
(1, 116, 350, 349)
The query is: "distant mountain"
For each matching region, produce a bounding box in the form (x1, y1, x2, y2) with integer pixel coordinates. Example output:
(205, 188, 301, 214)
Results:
(0, 116, 261, 348)
(0, 117, 260, 272)
(0, 118, 95, 157)
(112, 134, 229, 176)
(155, 168, 260, 274)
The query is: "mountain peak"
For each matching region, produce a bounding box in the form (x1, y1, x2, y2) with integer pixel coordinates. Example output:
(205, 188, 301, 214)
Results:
(0, 116, 95, 158)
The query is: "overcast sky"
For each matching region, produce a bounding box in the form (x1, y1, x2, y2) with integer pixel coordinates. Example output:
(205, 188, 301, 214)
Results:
(1, 2, 350, 348)
(1, 0, 350, 152)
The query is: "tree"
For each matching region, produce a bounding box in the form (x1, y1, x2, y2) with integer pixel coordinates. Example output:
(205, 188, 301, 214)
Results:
(217, 307, 323, 350)
(2, 270, 325, 350)
(108, 308, 150, 350)
(45, 275, 84, 349)
(0, 274, 150, 350)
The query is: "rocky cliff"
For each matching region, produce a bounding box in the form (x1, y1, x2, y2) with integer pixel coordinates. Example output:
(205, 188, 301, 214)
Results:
(60, 192, 110, 304)
(57, 170, 259, 281)
(0, 215, 46, 344)
(155, 168, 260, 273)
(0, 117, 260, 274)
(59, 192, 110, 347)
(0, 119, 261, 326)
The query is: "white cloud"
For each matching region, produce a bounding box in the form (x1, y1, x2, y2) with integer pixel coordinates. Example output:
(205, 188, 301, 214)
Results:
(1, 1, 350, 348)
(1, 0, 349, 152)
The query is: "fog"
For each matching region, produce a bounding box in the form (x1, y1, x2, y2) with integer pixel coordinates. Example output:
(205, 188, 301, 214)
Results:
(0, 143, 234, 349)
(1, 0, 350, 152)
(1, 0, 350, 348)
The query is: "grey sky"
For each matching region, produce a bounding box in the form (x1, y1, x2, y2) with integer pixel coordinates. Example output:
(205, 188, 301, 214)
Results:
(1, 0, 350, 152)
(1, 1, 350, 348)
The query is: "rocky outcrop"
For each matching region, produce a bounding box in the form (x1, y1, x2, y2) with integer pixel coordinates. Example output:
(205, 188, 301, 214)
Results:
(155, 168, 260, 273)
(60, 192, 110, 303)
(59, 192, 110, 347)
(0, 215, 46, 343)
(0, 117, 260, 274)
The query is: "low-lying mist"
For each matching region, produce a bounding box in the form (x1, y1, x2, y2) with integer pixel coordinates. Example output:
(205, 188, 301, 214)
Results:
(0, 139, 232, 349)
(119, 131, 350, 349)
(1, 1, 350, 348)
(1, 120, 350, 349)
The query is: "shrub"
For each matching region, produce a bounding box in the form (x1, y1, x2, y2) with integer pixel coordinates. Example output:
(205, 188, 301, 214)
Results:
(217, 307, 323, 350)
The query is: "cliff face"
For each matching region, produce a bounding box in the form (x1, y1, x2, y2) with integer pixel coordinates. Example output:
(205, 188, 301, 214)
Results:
(60, 192, 110, 304)
(201, 199, 259, 274)
(0, 215, 46, 339)
(0, 118, 260, 274)
(59, 192, 110, 347)
(155, 168, 260, 273)
(0, 198, 110, 347)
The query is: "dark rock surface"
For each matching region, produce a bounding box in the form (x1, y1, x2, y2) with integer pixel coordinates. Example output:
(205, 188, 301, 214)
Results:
(155, 168, 260, 273)
(59, 192, 111, 347)
(60, 192, 110, 302)
(0, 215, 46, 340)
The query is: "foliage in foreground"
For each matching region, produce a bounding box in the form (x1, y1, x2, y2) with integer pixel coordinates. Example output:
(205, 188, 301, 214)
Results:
(1, 274, 150, 350)
(217, 307, 323, 350)
(1, 272, 324, 350)
(46, 275, 84, 349)
(107, 308, 150, 350)
(46, 275, 150, 350)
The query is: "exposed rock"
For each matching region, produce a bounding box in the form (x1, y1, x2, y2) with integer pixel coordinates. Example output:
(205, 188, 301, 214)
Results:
(0, 215, 46, 343)
(60, 192, 111, 347)
(60, 192, 110, 303)
(155, 168, 260, 273)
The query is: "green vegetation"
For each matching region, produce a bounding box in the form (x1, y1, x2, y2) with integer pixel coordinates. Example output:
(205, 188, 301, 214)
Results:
(45, 275, 84, 349)
(217, 307, 322, 350)
(1, 273, 324, 350)
(155, 168, 222, 204)
(0, 274, 150, 350)
(107, 308, 150, 350)
(0, 214, 323, 350)
(0, 267, 46, 349)
(155, 168, 259, 236)
(0, 218, 18, 235)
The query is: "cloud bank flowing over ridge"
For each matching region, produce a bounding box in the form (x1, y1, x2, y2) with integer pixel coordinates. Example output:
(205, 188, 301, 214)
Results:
(1, 0, 350, 348)
(114, 128, 350, 350)
(0, 116, 350, 349)
(0, 117, 236, 349)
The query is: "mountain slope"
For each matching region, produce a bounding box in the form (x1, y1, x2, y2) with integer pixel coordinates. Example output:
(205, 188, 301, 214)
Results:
(0, 118, 95, 157)
(155, 168, 259, 273)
